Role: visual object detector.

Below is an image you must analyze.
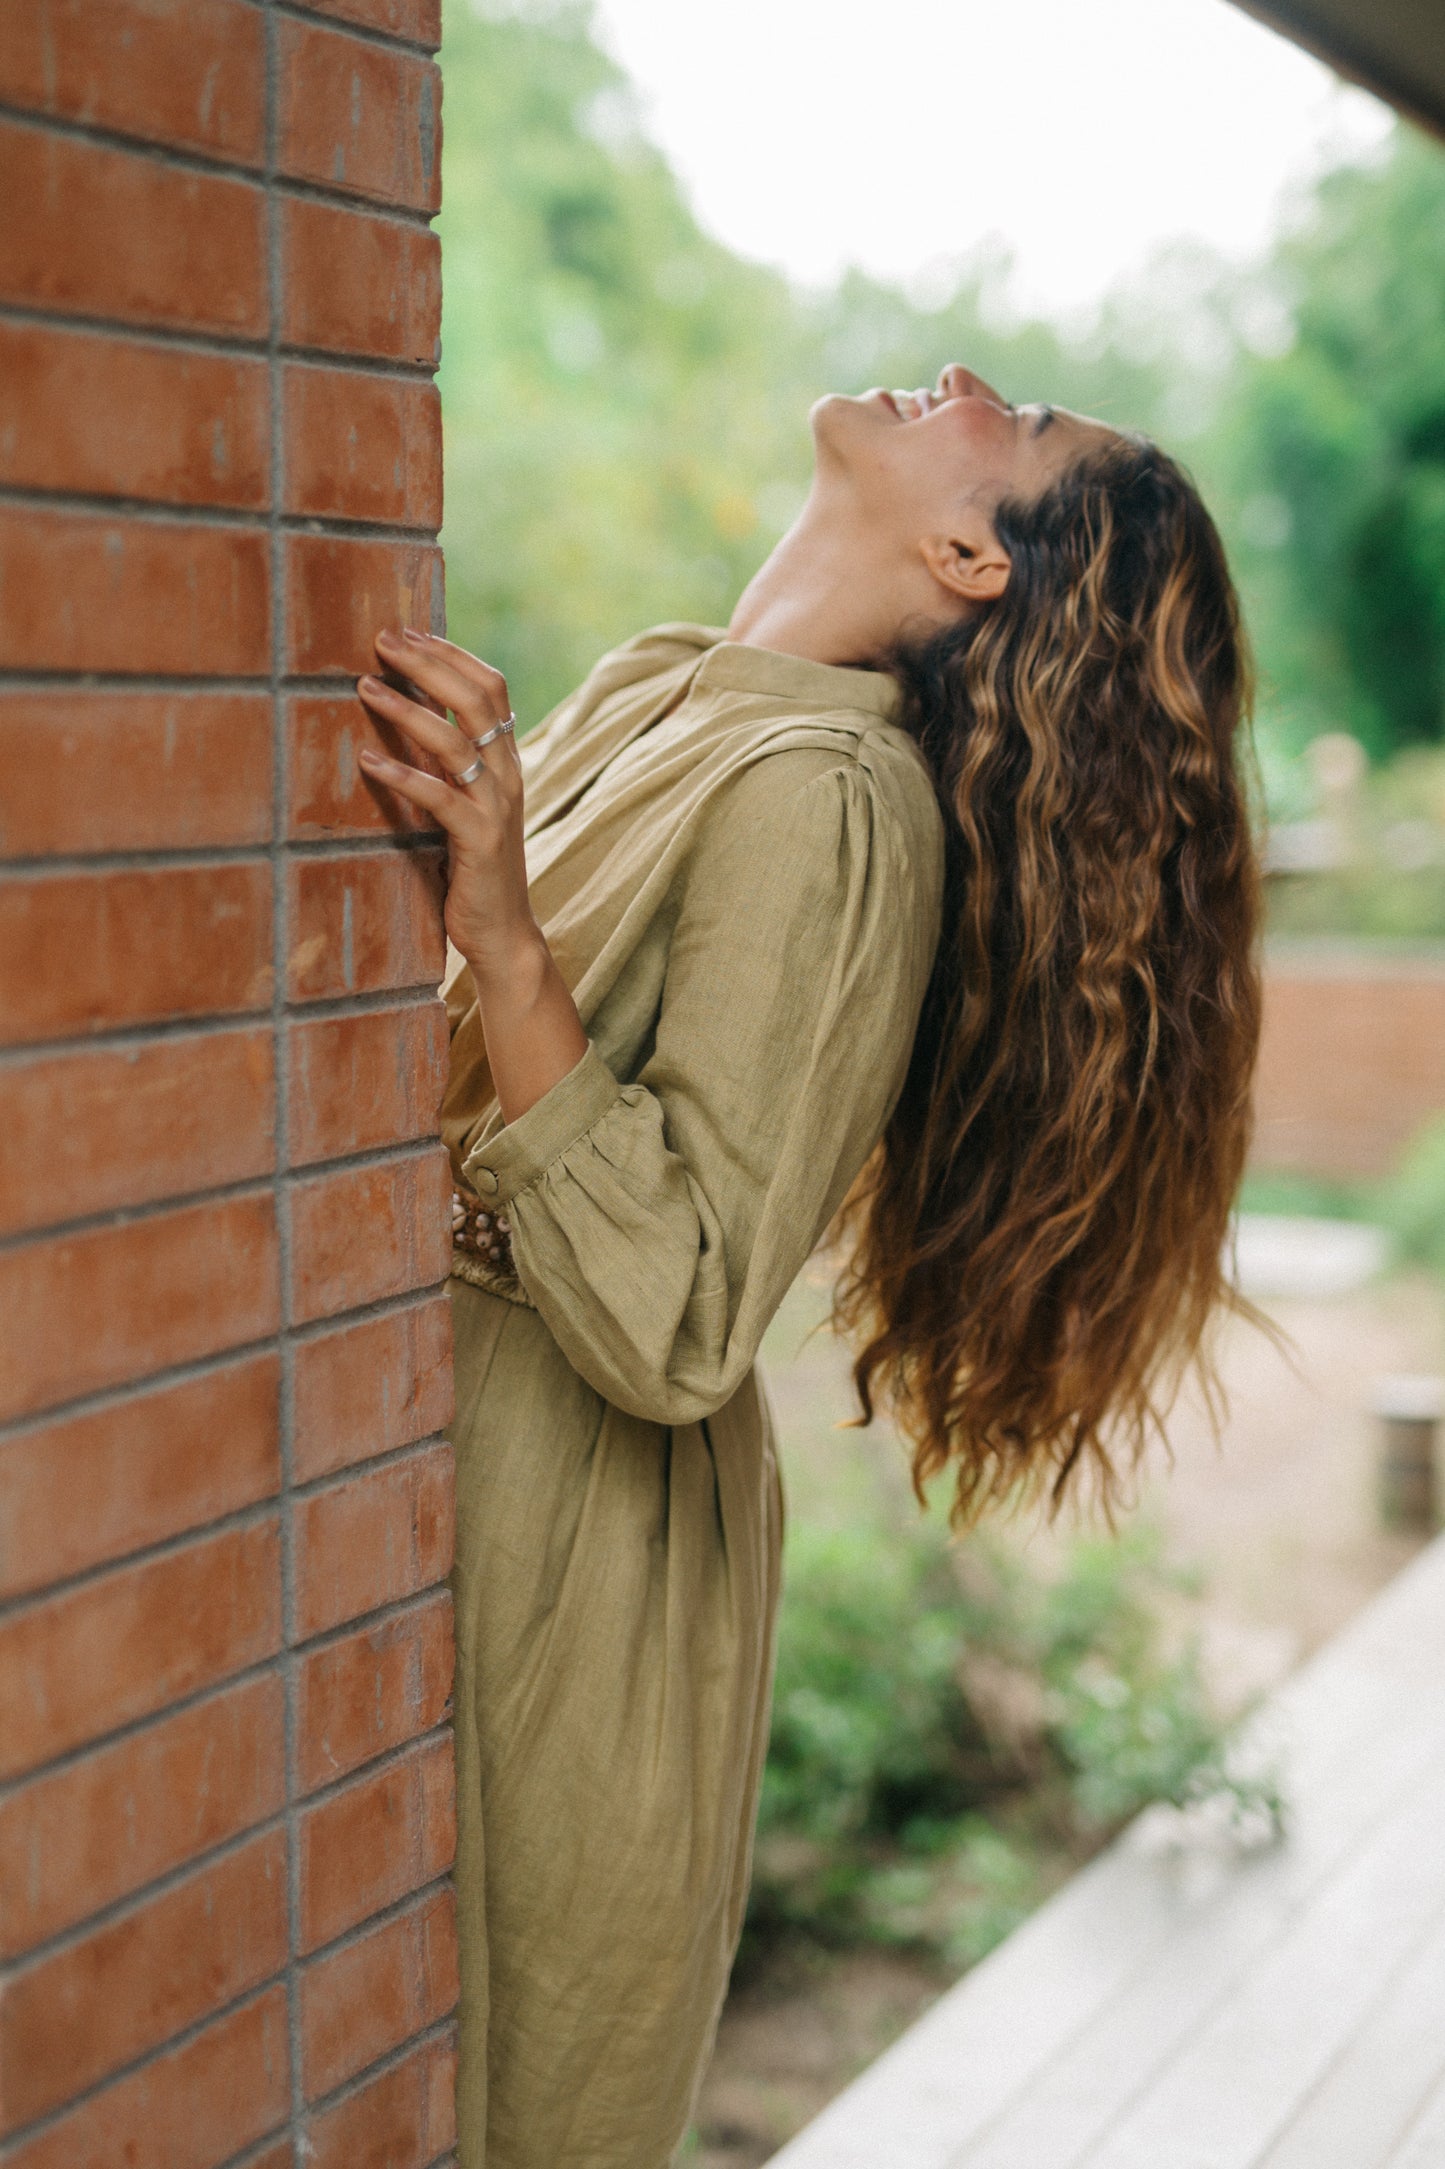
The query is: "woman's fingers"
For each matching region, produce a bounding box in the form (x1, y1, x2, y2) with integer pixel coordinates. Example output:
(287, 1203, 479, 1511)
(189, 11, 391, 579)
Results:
(374, 628, 510, 741)
(357, 746, 472, 828)
(358, 675, 482, 783)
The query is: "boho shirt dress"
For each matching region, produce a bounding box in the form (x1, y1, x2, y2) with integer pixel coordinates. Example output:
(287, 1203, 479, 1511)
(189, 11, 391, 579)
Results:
(440, 625, 946, 2167)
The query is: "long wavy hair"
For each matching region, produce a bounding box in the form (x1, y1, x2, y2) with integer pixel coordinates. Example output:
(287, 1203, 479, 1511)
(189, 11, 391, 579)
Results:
(833, 434, 1263, 1525)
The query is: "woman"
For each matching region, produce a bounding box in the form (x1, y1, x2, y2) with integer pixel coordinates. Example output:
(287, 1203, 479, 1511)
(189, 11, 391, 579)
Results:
(354, 362, 1261, 2167)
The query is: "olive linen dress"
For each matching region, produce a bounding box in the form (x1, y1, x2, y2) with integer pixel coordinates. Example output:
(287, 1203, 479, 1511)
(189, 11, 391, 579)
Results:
(440, 624, 946, 2168)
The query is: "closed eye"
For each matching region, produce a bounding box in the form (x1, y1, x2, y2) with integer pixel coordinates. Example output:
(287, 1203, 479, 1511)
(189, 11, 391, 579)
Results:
(1032, 406, 1057, 437)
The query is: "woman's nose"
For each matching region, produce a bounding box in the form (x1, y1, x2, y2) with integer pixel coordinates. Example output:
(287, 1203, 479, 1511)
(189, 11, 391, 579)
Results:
(937, 363, 1007, 407)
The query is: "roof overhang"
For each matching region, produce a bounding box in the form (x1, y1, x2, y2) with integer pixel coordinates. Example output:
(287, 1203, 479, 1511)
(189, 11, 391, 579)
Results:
(1228, 0, 1445, 139)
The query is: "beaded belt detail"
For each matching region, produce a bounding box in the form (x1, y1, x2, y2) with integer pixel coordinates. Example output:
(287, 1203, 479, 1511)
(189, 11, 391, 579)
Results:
(451, 1186, 514, 1269)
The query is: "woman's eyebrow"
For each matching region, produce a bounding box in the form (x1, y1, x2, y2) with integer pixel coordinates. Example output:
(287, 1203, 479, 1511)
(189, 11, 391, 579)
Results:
(1032, 406, 1058, 437)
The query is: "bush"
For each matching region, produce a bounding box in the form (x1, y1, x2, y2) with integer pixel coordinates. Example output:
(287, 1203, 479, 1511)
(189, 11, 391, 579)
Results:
(1378, 1111, 1445, 1275)
(746, 1513, 1277, 1974)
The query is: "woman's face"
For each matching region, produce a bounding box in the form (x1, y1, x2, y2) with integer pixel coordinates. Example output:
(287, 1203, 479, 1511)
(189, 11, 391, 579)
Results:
(812, 361, 1115, 524)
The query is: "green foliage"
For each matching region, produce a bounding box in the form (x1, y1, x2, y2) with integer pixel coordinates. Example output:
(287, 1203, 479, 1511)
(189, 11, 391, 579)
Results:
(1378, 1112, 1445, 1275)
(1216, 133, 1445, 762)
(747, 1515, 1275, 1970)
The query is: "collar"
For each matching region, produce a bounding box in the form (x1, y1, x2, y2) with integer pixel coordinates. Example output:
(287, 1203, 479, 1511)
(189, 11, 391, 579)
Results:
(689, 633, 901, 721)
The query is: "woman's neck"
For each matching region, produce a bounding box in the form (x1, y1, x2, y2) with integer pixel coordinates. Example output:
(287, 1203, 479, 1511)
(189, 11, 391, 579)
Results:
(727, 497, 935, 669)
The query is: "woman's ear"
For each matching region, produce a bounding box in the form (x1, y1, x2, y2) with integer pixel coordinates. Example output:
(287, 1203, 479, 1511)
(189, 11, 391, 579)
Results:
(920, 519, 1011, 607)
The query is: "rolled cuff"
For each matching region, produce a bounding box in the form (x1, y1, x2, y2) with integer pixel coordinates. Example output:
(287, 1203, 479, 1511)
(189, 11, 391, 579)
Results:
(460, 1040, 624, 1206)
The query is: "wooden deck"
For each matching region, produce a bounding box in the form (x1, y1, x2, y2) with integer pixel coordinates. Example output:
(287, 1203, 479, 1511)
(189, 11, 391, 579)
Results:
(769, 1532, 1445, 2169)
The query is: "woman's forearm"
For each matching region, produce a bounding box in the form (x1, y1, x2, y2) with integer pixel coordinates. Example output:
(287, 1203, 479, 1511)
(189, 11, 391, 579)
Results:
(466, 923, 590, 1129)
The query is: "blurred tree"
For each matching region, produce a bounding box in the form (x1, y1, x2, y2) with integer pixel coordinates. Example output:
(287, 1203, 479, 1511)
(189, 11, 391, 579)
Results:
(1216, 130, 1445, 761)
(439, 1, 1445, 779)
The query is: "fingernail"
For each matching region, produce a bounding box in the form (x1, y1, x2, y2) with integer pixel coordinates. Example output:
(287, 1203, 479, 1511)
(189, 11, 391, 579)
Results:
(358, 674, 382, 692)
(375, 627, 401, 646)
(401, 627, 429, 644)
(358, 746, 383, 765)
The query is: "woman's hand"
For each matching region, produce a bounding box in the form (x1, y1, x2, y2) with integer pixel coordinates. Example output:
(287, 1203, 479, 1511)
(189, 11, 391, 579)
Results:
(357, 627, 530, 976)
(356, 627, 588, 1125)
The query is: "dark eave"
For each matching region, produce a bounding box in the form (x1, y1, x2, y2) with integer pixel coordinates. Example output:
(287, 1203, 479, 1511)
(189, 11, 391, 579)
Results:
(1228, 0, 1445, 140)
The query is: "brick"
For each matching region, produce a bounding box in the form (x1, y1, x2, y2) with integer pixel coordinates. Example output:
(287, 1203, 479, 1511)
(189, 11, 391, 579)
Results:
(290, 1148, 452, 1325)
(0, 1191, 279, 1425)
(300, 1888, 456, 2103)
(299, 0, 442, 47)
(297, 1736, 453, 1952)
(0, 692, 272, 857)
(0, 119, 266, 335)
(293, 1295, 452, 1483)
(0, 863, 273, 1047)
(283, 364, 440, 526)
(0, 322, 269, 509)
(0, 1829, 287, 2130)
(3, 1986, 289, 2169)
(278, 20, 440, 213)
(0, 1355, 280, 1601)
(0, 506, 270, 675)
(246, 2146, 297, 2169)
(304, 2029, 455, 2169)
(288, 1003, 448, 1166)
(1254, 962, 1445, 1179)
(0, 1674, 285, 1957)
(286, 849, 444, 1002)
(0, 1518, 282, 1781)
(0, 1029, 276, 1239)
(295, 1589, 452, 1793)
(293, 1442, 453, 1641)
(0, 0, 266, 164)
(282, 196, 440, 363)
(286, 691, 443, 840)
(285, 533, 443, 676)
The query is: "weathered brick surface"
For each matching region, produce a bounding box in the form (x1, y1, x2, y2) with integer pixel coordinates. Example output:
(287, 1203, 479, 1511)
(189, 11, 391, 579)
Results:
(295, 1588, 453, 1791)
(286, 532, 445, 675)
(277, 19, 441, 213)
(293, 1295, 454, 1482)
(0, 506, 271, 676)
(0, 0, 267, 163)
(0, 1829, 289, 2127)
(284, 363, 443, 525)
(300, 1886, 458, 2101)
(0, 1192, 281, 1422)
(300, 0, 443, 47)
(0, 321, 270, 507)
(297, 1735, 455, 1952)
(288, 1002, 449, 1165)
(286, 848, 446, 1001)
(0, 119, 267, 333)
(281, 196, 442, 362)
(2, 1986, 290, 2169)
(286, 688, 444, 838)
(0, 1675, 287, 1954)
(0, 4, 456, 2152)
(0, 1028, 277, 1237)
(293, 1441, 454, 1638)
(0, 1518, 283, 1780)
(304, 2028, 457, 2169)
(0, 1355, 281, 1599)
(0, 690, 273, 856)
(0, 862, 274, 1044)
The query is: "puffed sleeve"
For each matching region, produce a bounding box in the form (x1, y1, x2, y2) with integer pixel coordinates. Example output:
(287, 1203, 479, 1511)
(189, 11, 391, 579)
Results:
(460, 747, 943, 1424)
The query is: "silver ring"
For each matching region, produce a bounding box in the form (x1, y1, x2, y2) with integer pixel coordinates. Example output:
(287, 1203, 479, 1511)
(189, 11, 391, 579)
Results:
(471, 712, 517, 752)
(454, 753, 487, 786)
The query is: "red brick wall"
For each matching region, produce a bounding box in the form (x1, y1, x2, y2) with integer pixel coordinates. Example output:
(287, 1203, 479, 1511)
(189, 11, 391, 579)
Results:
(1254, 946, 1445, 1180)
(0, 4, 459, 2162)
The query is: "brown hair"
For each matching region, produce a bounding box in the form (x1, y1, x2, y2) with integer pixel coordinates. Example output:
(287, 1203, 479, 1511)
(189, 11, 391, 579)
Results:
(833, 435, 1263, 1525)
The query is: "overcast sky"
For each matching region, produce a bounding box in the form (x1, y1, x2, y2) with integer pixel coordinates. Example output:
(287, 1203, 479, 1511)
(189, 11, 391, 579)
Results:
(588, 0, 1393, 318)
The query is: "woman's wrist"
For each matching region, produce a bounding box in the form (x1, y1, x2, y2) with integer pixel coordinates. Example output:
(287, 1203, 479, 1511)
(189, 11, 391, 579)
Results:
(466, 919, 590, 1127)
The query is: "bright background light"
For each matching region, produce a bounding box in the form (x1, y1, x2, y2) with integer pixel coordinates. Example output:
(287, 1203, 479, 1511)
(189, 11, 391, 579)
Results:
(589, 0, 1393, 316)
